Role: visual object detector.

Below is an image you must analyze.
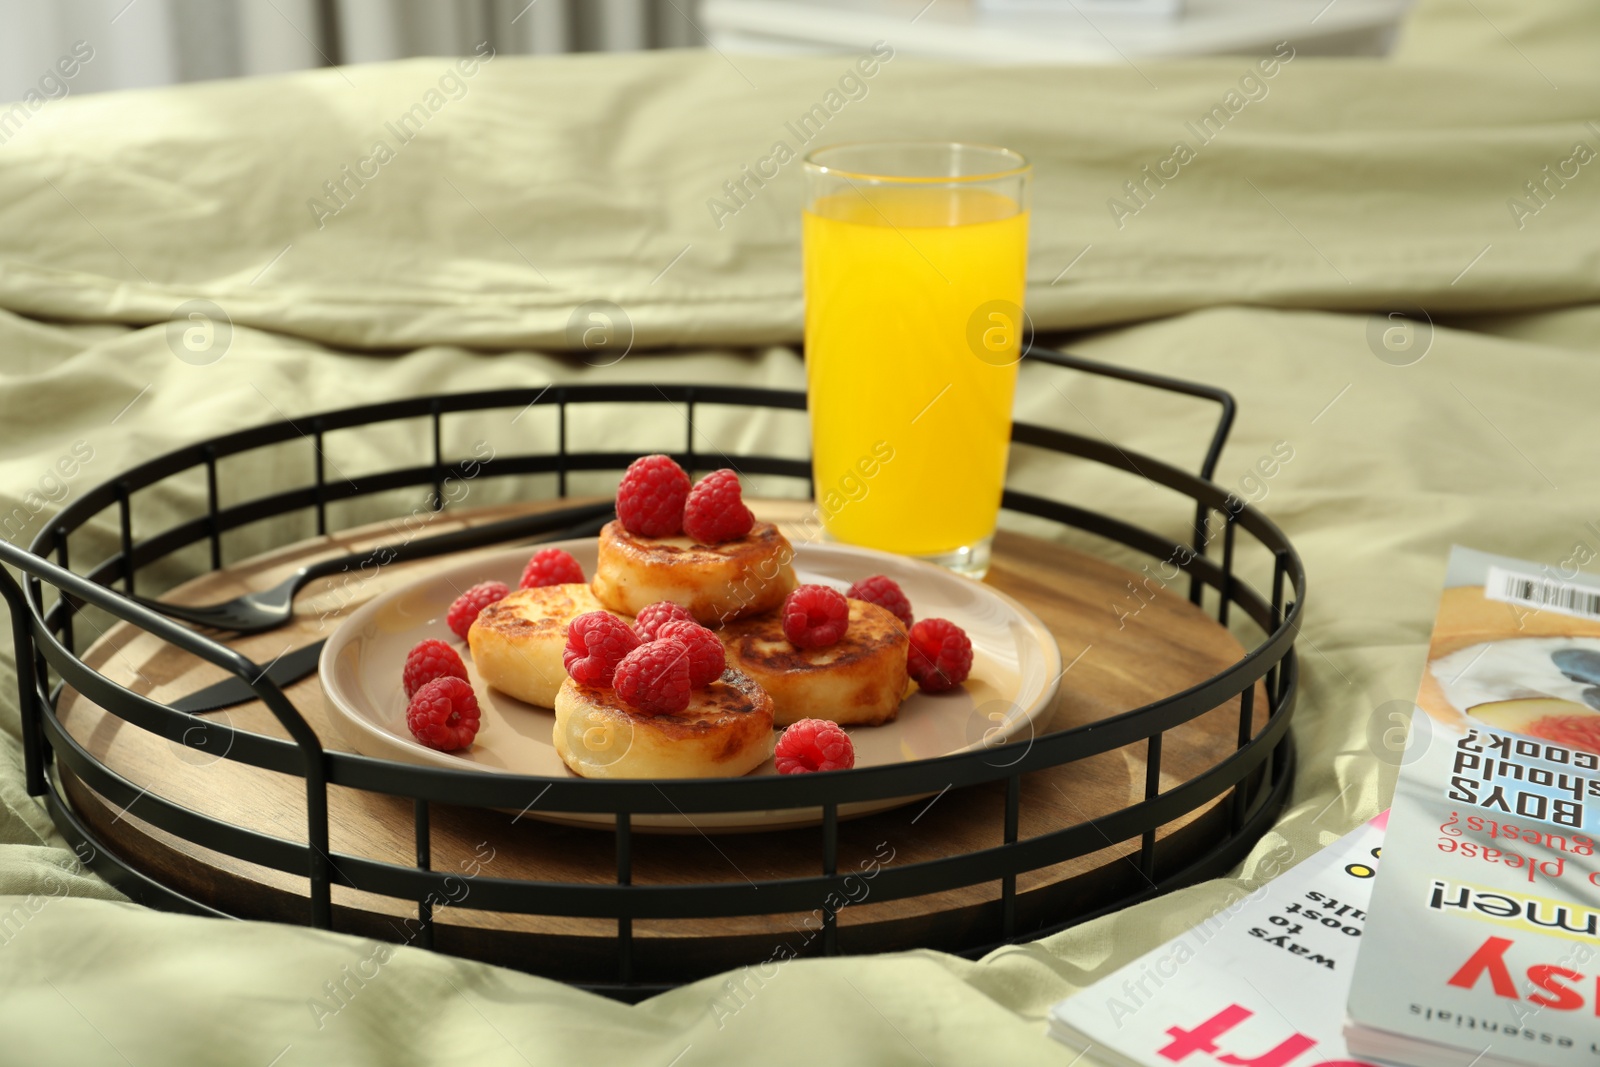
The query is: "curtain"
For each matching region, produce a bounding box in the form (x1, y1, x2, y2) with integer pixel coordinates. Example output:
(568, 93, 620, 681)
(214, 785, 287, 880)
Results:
(0, 0, 703, 102)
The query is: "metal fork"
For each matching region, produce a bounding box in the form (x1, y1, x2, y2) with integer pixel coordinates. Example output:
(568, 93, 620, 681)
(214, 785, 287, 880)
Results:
(130, 500, 615, 634)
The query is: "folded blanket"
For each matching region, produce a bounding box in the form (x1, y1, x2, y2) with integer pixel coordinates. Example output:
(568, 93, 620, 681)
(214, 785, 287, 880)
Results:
(0, 4, 1596, 351)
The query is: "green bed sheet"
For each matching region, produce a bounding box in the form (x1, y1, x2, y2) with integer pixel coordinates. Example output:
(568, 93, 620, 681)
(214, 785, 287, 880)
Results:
(2, 0, 1599, 1062)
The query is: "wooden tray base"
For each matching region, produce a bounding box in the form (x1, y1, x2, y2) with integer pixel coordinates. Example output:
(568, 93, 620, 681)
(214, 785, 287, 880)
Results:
(58, 499, 1266, 984)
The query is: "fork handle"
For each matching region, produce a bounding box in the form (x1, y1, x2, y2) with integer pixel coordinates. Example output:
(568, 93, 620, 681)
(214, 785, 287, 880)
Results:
(294, 500, 616, 587)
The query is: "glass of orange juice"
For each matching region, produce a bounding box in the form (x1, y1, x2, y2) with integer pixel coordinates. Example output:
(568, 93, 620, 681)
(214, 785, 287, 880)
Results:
(802, 142, 1031, 578)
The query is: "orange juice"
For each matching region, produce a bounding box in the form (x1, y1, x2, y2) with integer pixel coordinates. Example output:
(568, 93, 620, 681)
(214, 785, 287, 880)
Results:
(803, 186, 1028, 557)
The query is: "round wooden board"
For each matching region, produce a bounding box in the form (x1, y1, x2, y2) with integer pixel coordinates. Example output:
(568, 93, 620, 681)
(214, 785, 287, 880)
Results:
(57, 499, 1267, 986)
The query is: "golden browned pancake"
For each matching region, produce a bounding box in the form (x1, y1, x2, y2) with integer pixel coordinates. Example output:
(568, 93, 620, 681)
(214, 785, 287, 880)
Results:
(590, 519, 797, 626)
(468, 584, 625, 709)
(552, 669, 775, 778)
(718, 599, 910, 727)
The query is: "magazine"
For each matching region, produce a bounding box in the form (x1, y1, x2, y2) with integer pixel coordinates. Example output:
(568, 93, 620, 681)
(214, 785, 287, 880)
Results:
(1345, 546, 1600, 1067)
(1049, 813, 1388, 1067)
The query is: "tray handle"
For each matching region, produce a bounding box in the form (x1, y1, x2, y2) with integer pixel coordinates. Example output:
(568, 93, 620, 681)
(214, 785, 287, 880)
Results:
(0, 542, 335, 928)
(1026, 347, 1238, 605)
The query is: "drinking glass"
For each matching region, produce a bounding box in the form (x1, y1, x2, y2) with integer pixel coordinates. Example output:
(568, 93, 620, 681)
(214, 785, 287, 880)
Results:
(802, 141, 1031, 578)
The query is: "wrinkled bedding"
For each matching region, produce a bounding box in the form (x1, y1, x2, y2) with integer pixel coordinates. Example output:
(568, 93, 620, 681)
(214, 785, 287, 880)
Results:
(2, 0, 1599, 1062)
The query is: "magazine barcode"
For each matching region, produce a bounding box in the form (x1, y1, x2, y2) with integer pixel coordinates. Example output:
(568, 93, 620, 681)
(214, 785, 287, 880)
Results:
(1485, 564, 1600, 621)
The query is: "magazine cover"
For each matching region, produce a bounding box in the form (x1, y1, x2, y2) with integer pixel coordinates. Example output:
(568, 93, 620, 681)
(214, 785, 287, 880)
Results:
(1346, 547, 1600, 1067)
(1050, 813, 1387, 1067)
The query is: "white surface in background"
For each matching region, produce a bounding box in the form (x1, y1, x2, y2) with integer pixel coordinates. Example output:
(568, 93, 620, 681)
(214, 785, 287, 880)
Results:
(702, 0, 1415, 61)
(977, 0, 1184, 17)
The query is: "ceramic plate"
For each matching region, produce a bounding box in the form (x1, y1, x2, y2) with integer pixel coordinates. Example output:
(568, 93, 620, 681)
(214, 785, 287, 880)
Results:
(321, 539, 1061, 832)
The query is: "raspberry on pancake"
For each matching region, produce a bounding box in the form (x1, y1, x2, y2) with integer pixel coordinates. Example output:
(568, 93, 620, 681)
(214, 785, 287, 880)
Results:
(719, 599, 909, 727)
(553, 668, 775, 778)
(591, 519, 797, 626)
(468, 584, 627, 708)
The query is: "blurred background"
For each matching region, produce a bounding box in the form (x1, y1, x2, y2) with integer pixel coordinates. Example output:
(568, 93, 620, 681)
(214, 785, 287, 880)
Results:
(1, 0, 1414, 102)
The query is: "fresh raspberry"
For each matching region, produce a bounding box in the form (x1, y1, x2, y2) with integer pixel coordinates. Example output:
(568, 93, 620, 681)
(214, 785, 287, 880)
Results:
(634, 600, 695, 641)
(616, 454, 691, 538)
(775, 718, 855, 774)
(907, 618, 973, 693)
(402, 638, 468, 698)
(562, 611, 641, 687)
(447, 581, 510, 641)
(519, 547, 584, 589)
(782, 585, 850, 648)
(657, 619, 726, 688)
(405, 676, 481, 751)
(682, 469, 754, 544)
(847, 575, 913, 629)
(613, 639, 693, 716)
